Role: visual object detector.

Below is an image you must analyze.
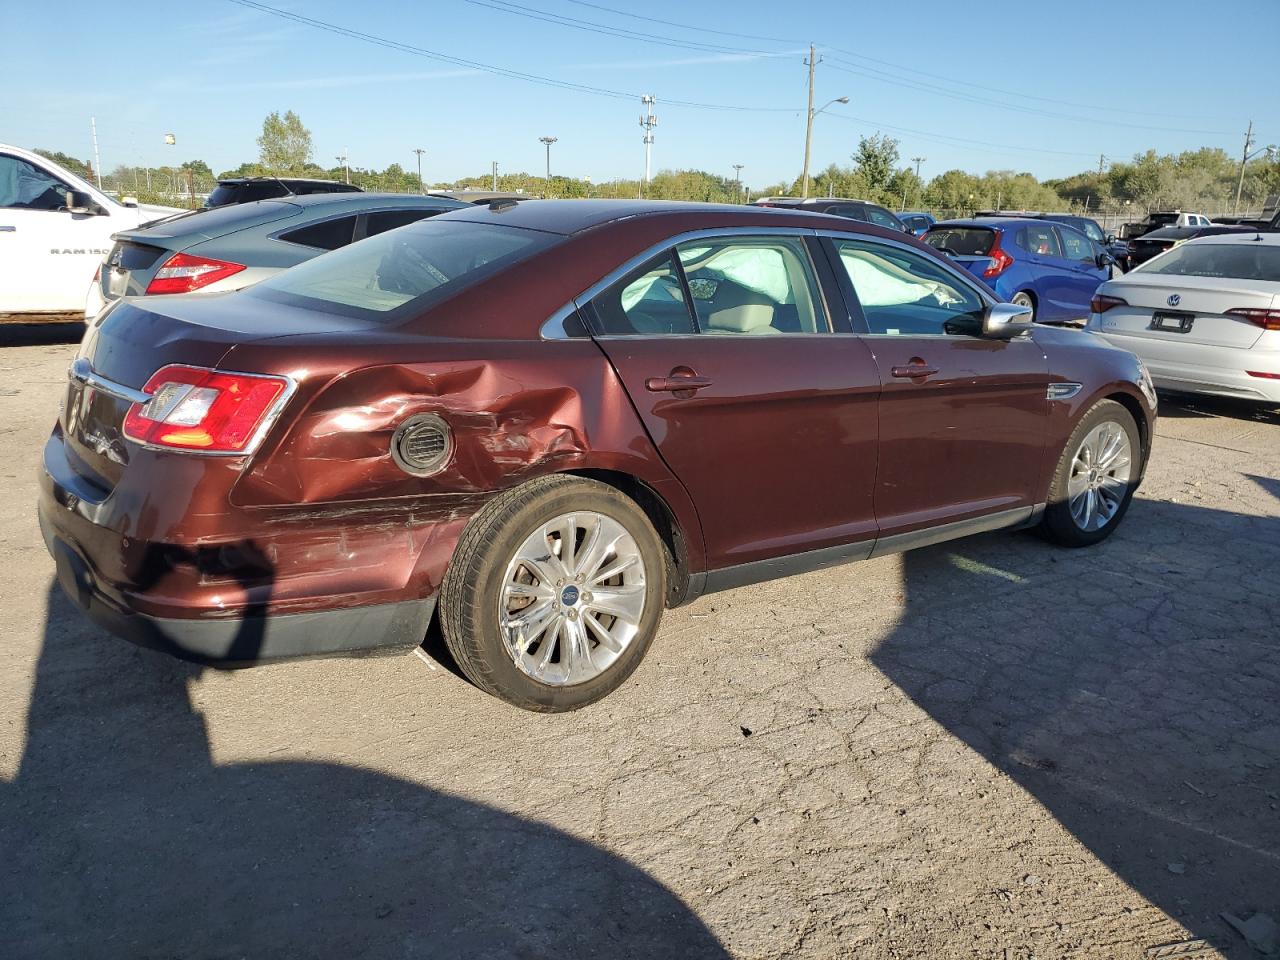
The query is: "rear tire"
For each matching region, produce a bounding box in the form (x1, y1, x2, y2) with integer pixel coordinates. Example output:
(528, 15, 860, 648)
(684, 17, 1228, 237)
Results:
(1040, 399, 1140, 547)
(439, 475, 667, 712)
(1011, 291, 1036, 321)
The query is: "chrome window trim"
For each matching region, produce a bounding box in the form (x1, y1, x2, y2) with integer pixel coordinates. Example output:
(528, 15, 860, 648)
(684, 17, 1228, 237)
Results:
(540, 225, 835, 340)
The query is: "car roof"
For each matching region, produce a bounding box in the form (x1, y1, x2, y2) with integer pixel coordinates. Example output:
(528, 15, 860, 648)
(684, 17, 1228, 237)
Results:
(1180, 231, 1280, 246)
(271, 191, 468, 210)
(217, 176, 350, 186)
(432, 198, 871, 236)
(755, 196, 875, 206)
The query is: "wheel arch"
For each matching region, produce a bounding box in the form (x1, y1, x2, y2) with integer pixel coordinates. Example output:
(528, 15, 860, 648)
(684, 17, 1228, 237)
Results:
(560, 468, 701, 608)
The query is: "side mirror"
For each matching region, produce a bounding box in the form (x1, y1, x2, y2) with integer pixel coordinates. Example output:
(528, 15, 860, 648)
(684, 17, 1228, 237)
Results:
(1105, 234, 1116, 245)
(119, 195, 139, 208)
(1096, 251, 1117, 268)
(983, 301, 1034, 339)
(64, 191, 95, 215)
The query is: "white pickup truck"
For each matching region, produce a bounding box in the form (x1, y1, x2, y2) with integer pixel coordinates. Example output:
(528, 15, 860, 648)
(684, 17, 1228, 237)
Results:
(0, 144, 182, 322)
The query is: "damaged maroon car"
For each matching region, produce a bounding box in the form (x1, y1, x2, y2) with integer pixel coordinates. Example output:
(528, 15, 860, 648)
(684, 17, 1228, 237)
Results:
(39, 200, 1156, 711)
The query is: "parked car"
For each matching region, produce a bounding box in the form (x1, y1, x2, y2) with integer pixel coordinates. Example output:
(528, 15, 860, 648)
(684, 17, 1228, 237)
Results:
(40, 200, 1155, 711)
(84, 192, 467, 320)
(428, 190, 534, 205)
(1119, 210, 1215, 240)
(1127, 224, 1255, 268)
(1087, 232, 1280, 404)
(923, 217, 1115, 322)
(0, 143, 182, 322)
(897, 211, 936, 236)
(752, 196, 910, 233)
(204, 177, 362, 208)
(1033, 213, 1131, 272)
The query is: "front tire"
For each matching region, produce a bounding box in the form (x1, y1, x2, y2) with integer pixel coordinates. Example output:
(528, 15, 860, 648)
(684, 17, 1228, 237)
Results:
(1040, 399, 1140, 547)
(439, 475, 667, 712)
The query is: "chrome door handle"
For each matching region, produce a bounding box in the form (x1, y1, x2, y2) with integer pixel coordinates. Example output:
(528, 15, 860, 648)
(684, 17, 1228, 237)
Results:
(645, 375, 713, 393)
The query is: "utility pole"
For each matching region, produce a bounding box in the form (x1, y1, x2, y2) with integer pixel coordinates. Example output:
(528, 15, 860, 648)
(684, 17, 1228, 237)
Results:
(491, 161, 498, 191)
(539, 136, 557, 195)
(911, 156, 926, 179)
(1234, 120, 1255, 215)
(336, 150, 350, 185)
(89, 116, 103, 190)
(412, 148, 426, 194)
(640, 95, 657, 189)
(1098, 154, 1107, 176)
(732, 163, 744, 203)
(801, 45, 817, 199)
(800, 47, 847, 200)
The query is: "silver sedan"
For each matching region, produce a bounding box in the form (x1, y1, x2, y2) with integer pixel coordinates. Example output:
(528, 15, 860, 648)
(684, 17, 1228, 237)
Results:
(1086, 232, 1280, 404)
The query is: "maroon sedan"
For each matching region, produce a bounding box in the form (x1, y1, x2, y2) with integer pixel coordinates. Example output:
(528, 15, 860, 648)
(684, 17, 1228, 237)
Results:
(39, 200, 1156, 711)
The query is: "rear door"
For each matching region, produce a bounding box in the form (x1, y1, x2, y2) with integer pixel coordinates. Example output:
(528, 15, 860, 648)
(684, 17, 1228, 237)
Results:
(585, 230, 883, 570)
(823, 234, 1048, 535)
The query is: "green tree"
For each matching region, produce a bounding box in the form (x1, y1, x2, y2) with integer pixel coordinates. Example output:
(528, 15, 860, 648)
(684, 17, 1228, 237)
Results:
(852, 134, 900, 194)
(35, 149, 91, 177)
(256, 110, 313, 174)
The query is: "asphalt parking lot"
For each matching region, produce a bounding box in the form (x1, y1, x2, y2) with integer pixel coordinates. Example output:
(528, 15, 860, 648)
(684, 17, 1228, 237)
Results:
(1, 325, 1276, 960)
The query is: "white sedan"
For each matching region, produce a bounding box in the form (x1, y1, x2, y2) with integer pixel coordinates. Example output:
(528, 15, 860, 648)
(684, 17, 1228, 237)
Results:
(1086, 232, 1280, 404)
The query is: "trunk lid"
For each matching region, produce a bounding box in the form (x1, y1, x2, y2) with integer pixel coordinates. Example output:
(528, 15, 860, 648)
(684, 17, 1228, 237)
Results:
(1093, 273, 1277, 349)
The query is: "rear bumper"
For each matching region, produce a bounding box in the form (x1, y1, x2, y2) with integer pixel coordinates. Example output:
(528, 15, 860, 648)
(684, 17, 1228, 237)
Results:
(38, 428, 441, 667)
(1092, 330, 1280, 403)
(44, 521, 433, 666)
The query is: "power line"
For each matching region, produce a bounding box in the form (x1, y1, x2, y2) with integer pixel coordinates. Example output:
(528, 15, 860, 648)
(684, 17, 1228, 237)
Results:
(222, 0, 793, 113)
(824, 111, 1100, 159)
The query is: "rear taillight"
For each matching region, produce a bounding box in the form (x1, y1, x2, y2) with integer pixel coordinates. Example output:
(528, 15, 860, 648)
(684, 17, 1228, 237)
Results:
(122, 364, 291, 453)
(1226, 308, 1280, 331)
(1090, 294, 1128, 314)
(983, 236, 1014, 277)
(1246, 370, 1280, 379)
(145, 252, 245, 295)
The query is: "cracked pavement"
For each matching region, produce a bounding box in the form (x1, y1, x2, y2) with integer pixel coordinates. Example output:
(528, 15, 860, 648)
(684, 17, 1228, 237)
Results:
(0, 328, 1276, 959)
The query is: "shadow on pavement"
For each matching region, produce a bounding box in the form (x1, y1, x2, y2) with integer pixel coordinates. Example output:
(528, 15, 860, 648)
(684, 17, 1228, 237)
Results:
(1156, 391, 1280, 425)
(871, 499, 1280, 956)
(0, 581, 729, 959)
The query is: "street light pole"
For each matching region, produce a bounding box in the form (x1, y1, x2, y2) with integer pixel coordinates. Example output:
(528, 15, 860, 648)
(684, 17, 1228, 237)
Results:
(539, 136, 557, 196)
(412, 148, 426, 194)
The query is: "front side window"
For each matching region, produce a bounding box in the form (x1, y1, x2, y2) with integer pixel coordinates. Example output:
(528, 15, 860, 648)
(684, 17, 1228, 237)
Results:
(1059, 227, 1095, 262)
(834, 239, 985, 336)
(0, 155, 70, 211)
(364, 208, 441, 237)
(864, 206, 904, 231)
(277, 215, 358, 251)
(1081, 220, 1105, 243)
(677, 236, 827, 334)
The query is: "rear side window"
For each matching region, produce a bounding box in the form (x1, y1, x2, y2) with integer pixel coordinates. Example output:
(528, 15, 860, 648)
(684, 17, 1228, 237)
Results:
(1019, 225, 1063, 258)
(835, 239, 985, 336)
(364, 208, 440, 237)
(923, 227, 994, 256)
(1139, 243, 1280, 281)
(677, 236, 827, 334)
(278, 215, 358, 251)
(250, 220, 558, 321)
(593, 254, 696, 336)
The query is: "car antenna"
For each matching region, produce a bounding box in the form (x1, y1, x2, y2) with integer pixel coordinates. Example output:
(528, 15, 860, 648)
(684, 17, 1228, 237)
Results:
(489, 198, 519, 212)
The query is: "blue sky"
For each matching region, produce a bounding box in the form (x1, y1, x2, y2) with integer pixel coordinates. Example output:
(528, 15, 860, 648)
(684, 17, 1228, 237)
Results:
(4, 0, 1276, 188)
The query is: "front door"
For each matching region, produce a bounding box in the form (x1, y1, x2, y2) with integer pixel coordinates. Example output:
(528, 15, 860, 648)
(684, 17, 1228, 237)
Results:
(1055, 225, 1110, 317)
(824, 235, 1049, 537)
(0, 152, 114, 314)
(586, 233, 882, 570)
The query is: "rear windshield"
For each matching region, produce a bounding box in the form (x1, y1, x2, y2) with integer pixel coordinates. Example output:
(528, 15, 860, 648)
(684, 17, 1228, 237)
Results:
(922, 227, 994, 256)
(248, 219, 560, 322)
(1137, 242, 1280, 281)
(206, 181, 290, 208)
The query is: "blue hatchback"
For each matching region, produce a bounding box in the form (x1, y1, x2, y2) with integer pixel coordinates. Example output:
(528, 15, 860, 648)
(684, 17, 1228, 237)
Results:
(922, 217, 1114, 323)
(897, 211, 936, 236)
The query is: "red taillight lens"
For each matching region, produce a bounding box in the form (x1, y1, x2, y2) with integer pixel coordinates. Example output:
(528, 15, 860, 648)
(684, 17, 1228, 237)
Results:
(122, 364, 290, 453)
(145, 252, 245, 295)
(1226, 308, 1280, 331)
(983, 238, 1014, 277)
(1246, 370, 1280, 379)
(1090, 294, 1128, 314)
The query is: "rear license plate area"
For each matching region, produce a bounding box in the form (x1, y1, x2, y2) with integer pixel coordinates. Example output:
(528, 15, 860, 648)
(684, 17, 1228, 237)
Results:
(107, 268, 129, 298)
(1152, 311, 1194, 333)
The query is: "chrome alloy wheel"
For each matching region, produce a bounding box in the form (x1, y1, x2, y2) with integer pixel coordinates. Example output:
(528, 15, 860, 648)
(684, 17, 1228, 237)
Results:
(499, 511, 648, 686)
(1067, 421, 1134, 532)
